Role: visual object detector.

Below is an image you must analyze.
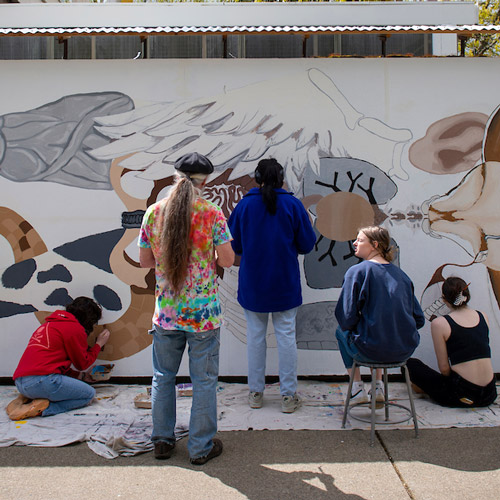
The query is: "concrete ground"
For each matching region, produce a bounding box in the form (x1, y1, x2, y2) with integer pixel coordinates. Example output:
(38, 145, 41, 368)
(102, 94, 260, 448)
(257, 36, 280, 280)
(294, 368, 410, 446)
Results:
(1, 427, 500, 499)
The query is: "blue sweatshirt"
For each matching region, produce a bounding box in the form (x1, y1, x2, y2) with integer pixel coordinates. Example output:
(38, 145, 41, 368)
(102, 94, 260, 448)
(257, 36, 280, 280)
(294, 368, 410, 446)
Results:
(228, 188, 316, 313)
(335, 260, 425, 362)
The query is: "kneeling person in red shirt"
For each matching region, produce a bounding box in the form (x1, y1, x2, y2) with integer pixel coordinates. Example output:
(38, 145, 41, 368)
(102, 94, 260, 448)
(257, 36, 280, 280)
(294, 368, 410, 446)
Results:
(7, 297, 110, 420)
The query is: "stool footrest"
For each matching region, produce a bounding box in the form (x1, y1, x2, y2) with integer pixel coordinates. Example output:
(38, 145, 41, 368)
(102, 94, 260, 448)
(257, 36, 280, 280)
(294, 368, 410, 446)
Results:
(347, 401, 415, 426)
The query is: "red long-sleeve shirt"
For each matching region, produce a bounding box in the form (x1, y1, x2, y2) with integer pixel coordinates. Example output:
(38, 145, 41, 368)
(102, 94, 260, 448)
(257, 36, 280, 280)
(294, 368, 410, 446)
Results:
(13, 310, 101, 380)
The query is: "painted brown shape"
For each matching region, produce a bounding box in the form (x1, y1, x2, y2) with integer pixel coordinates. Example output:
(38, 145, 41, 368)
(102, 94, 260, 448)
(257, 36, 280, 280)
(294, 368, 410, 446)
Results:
(316, 192, 374, 242)
(0, 207, 47, 263)
(409, 112, 488, 174)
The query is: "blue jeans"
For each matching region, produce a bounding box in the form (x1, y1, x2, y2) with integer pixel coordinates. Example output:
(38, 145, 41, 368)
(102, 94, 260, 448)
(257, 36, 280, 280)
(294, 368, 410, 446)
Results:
(335, 327, 377, 369)
(244, 307, 298, 397)
(151, 325, 220, 460)
(15, 374, 96, 417)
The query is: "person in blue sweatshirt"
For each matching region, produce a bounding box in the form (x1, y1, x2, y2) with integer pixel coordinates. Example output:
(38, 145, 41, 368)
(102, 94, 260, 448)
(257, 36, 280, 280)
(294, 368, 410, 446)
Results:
(335, 226, 425, 406)
(228, 158, 316, 413)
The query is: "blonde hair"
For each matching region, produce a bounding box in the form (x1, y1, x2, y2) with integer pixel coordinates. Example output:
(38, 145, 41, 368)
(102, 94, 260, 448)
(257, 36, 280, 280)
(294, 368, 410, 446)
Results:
(358, 225, 395, 262)
(160, 173, 206, 295)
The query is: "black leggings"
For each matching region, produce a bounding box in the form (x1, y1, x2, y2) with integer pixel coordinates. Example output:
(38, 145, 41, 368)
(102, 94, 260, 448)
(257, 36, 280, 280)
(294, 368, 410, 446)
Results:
(406, 358, 497, 408)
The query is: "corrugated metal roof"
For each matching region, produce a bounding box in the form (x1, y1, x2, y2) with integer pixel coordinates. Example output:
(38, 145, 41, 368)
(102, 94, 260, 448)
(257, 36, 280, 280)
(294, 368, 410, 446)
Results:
(1, 25, 500, 37)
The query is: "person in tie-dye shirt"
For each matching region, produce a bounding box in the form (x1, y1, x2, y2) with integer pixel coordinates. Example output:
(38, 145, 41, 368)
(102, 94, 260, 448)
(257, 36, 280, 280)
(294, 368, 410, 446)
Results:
(139, 152, 233, 465)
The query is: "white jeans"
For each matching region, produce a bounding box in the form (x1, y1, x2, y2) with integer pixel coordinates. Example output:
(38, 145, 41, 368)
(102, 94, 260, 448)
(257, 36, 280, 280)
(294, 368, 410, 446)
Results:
(244, 307, 298, 397)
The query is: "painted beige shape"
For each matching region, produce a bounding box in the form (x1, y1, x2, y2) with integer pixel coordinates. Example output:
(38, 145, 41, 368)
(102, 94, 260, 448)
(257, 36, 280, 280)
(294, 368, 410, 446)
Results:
(429, 162, 500, 270)
(429, 161, 500, 306)
(316, 192, 374, 242)
(409, 112, 488, 175)
(109, 158, 150, 288)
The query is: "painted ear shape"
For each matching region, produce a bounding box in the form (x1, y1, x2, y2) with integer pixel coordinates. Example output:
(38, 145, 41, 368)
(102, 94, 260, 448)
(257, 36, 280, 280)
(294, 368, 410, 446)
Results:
(409, 112, 488, 175)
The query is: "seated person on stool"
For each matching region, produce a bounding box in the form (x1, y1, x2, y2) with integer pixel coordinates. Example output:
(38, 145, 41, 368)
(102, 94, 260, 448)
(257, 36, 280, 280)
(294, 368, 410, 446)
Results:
(335, 226, 425, 406)
(7, 297, 110, 420)
(407, 276, 497, 408)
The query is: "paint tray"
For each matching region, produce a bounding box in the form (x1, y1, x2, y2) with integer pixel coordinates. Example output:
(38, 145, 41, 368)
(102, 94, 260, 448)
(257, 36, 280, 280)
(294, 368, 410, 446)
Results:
(134, 392, 152, 409)
(89, 364, 114, 381)
(176, 383, 193, 397)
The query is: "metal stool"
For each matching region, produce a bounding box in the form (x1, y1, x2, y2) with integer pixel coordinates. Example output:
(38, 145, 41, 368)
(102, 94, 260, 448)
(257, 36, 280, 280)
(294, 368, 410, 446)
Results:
(341, 359, 419, 446)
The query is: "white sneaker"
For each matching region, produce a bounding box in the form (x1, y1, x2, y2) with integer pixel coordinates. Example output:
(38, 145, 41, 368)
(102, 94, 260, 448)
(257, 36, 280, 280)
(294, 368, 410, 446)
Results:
(248, 392, 263, 409)
(281, 394, 301, 413)
(369, 381, 385, 409)
(349, 382, 368, 405)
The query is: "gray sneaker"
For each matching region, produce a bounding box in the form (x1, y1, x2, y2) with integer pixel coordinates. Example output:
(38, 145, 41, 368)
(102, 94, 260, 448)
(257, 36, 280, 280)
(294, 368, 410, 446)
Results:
(281, 394, 301, 413)
(248, 391, 263, 409)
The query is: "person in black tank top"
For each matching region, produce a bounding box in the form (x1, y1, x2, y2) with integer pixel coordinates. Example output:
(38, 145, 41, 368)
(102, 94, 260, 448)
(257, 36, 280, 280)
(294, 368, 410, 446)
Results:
(406, 277, 497, 408)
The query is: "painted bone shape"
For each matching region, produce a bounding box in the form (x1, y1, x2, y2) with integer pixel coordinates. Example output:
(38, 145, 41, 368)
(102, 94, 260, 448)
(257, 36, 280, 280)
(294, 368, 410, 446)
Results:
(429, 161, 500, 306)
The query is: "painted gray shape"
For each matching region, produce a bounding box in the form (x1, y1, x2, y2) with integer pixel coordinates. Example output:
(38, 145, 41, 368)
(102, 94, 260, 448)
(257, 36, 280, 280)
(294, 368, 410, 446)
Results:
(44, 288, 73, 307)
(296, 301, 339, 350)
(0, 300, 37, 318)
(37, 264, 72, 284)
(1, 259, 36, 289)
(93, 284, 122, 312)
(303, 157, 397, 215)
(302, 157, 399, 290)
(0, 92, 133, 189)
(305, 230, 401, 290)
(304, 225, 361, 289)
(54, 229, 125, 273)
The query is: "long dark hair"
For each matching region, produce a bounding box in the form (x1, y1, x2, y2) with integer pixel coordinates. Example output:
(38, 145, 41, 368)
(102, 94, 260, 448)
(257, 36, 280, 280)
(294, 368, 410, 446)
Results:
(66, 297, 102, 334)
(254, 158, 284, 215)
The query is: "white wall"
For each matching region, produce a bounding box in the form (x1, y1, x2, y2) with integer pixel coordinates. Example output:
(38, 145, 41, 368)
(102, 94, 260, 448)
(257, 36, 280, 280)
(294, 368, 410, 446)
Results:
(1, 57, 499, 377)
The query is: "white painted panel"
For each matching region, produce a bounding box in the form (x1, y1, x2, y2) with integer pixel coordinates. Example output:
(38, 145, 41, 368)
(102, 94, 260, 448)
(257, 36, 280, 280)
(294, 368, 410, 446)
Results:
(1, 58, 499, 378)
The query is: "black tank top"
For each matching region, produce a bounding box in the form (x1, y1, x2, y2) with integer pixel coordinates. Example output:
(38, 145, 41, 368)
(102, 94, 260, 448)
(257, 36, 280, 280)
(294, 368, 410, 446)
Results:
(444, 311, 491, 365)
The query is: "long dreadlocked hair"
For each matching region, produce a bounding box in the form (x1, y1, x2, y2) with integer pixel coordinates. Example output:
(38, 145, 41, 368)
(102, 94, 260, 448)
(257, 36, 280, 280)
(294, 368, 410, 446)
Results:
(160, 173, 206, 295)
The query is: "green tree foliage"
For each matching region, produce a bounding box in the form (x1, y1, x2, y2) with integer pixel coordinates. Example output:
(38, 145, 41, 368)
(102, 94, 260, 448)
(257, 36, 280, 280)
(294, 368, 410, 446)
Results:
(466, 0, 500, 56)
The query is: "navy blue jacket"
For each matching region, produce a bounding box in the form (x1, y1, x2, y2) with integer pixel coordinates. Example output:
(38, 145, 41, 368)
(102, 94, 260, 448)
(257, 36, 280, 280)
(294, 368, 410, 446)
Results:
(335, 261, 425, 362)
(228, 188, 316, 312)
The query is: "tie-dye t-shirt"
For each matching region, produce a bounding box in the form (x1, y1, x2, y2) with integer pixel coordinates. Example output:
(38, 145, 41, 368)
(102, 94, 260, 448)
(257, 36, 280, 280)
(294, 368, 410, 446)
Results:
(139, 197, 232, 333)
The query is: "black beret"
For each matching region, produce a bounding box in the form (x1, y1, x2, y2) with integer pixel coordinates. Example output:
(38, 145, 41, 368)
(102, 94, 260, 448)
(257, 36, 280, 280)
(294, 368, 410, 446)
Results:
(174, 152, 214, 175)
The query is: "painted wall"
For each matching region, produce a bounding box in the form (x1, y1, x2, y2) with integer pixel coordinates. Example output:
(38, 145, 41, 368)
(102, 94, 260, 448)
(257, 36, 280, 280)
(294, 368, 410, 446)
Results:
(1, 58, 499, 377)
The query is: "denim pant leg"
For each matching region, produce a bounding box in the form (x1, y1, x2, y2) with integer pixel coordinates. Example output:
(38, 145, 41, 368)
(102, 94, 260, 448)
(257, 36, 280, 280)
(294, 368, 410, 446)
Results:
(244, 309, 269, 393)
(15, 374, 96, 417)
(151, 327, 186, 445)
(186, 328, 220, 459)
(336, 327, 356, 369)
(272, 307, 298, 396)
(335, 327, 376, 369)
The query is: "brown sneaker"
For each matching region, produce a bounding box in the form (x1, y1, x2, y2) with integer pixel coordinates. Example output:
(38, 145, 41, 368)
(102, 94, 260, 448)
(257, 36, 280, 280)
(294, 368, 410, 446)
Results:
(154, 441, 175, 460)
(8, 398, 49, 421)
(190, 438, 223, 465)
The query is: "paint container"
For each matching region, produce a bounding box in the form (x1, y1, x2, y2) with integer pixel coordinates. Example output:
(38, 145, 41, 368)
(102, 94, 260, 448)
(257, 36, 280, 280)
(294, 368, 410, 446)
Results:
(176, 383, 193, 397)
(134, 392, 151, 409)
(89, 364, 114, 381)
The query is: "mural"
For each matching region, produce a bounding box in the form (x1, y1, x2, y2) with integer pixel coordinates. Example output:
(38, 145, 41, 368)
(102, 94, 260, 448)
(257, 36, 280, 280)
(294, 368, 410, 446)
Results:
(1, 59, 500, 376)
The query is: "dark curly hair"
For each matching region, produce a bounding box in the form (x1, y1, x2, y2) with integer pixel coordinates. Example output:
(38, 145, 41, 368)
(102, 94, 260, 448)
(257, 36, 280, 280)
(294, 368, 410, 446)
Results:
(442, 277, 470, 309)
(66, 297, 102, 334)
